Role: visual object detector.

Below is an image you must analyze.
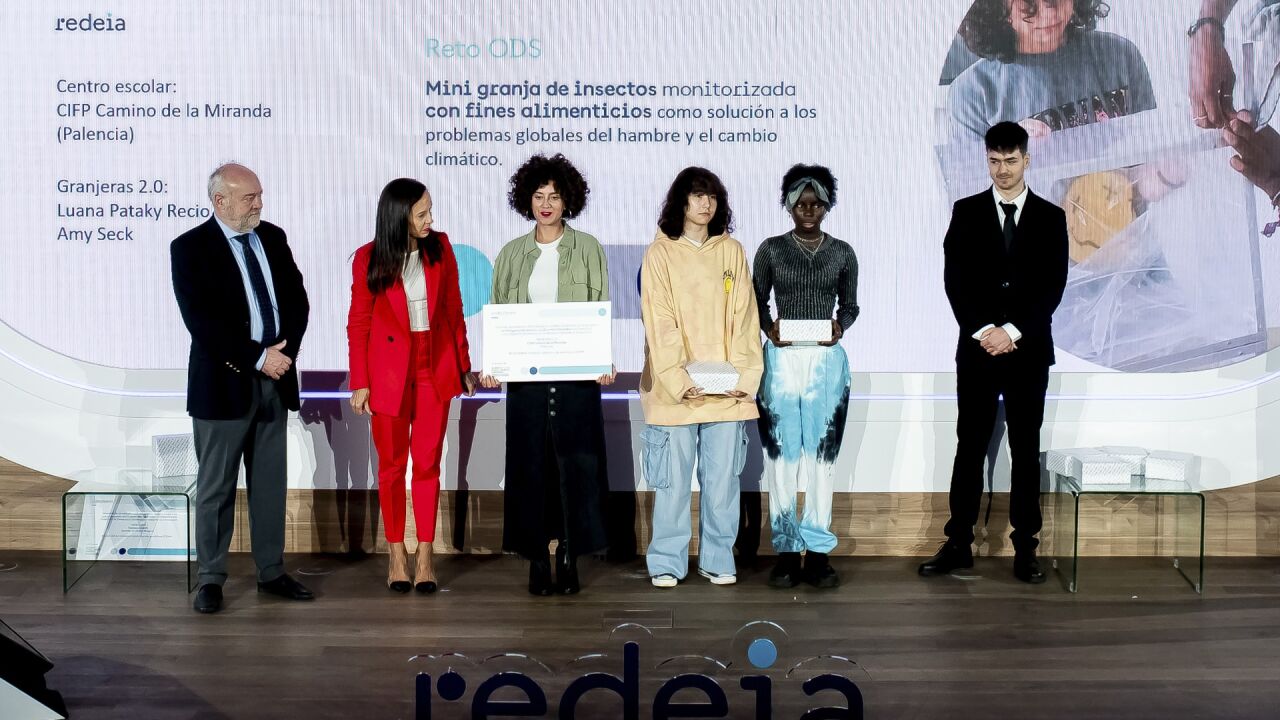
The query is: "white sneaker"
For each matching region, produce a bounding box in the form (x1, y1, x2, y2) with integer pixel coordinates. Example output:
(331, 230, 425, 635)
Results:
(697, 568, 737, 585)
(650, 573, 679, 588)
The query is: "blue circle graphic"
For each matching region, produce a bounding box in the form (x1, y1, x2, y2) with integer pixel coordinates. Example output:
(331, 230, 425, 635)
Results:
(747, 638, 778, 669)
(452, 244, 493, 318)
(437, 671, 466, 701)
(529, 367, 538, 375)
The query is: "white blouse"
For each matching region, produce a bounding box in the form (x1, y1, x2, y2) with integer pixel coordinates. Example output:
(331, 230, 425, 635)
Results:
(402, 250, 429, 331)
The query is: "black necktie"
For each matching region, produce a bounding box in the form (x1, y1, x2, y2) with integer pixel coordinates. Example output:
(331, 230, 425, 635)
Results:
(999, 202, 1018, 251)
(232, 234, 277, 343)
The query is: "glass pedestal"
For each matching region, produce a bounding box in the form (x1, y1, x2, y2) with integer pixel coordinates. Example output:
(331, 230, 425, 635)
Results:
(1049, 475, 1204, 593)
(62, 469, 198, 593)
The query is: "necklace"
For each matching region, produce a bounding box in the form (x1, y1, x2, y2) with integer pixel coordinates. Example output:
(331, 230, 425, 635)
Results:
(791, 231, 824, 253)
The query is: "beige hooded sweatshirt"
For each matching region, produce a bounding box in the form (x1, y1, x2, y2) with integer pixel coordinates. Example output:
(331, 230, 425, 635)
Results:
(639, 231, 764, 426)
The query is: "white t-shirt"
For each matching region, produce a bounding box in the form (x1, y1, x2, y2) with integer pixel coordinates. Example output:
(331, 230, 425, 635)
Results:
(528, 236, 562, 303)
(402, 250, 429, 331)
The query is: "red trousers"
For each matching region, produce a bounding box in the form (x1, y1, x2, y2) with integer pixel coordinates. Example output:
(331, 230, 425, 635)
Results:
(371, 331, 450, 543)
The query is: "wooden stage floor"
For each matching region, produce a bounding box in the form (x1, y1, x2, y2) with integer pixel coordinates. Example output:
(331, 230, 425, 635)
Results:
(2, 552, 1279, 719)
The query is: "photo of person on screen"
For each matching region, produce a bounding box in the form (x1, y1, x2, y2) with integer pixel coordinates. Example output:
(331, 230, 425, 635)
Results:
(948, 0, 1157, 142)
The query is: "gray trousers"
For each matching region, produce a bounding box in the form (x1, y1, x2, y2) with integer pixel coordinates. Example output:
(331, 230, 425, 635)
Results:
(192, 376, 287, 586)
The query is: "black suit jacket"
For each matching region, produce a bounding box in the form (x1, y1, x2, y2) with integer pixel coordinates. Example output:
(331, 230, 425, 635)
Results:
(943, 188, 1068, 368)
(171, 217, 309, 419)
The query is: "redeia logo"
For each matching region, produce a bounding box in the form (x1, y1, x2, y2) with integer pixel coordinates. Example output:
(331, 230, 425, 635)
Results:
(414, 641, 865, 719)
(55, 13, 126, 32)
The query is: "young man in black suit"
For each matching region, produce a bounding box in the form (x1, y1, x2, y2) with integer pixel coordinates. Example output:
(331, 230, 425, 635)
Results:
(171, 163, 313, 613)
(920, 122, 1068, 584)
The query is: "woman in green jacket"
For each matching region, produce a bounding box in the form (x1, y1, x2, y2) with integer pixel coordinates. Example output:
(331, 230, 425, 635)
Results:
(481, 154, 614, 596)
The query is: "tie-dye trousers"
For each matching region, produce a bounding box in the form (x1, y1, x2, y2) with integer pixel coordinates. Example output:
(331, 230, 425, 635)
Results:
(757, 341, 851, 554)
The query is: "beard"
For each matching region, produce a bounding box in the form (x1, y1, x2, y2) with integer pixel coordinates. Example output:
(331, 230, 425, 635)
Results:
(234, 211, 262, 232)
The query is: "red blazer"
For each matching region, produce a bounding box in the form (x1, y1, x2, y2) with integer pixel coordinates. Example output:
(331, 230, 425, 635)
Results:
(347, 233, 472, 416)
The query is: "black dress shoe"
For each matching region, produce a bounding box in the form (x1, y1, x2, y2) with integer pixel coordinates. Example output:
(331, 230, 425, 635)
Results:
(257, 573, 316, 600)
(193, 584, 223, 614)
(388, 580, 411, 593)
(528, 558, 554, 596)
(918, 542, 974, 576)
(767, 552, 802, 589)
(1013, 555, 1047, 584)
(415, 580, 438, 594)
(803, 552, 840, 589)
(555, 544, 580, 595)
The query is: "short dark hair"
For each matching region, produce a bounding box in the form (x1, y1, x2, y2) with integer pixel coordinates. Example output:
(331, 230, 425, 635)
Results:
(657, 167, 734, 239)
(959, 0, 1110, 63)
(779, 164, 838, 208)
(507, 153, 589, 220)
(985, 121, 1029, 154)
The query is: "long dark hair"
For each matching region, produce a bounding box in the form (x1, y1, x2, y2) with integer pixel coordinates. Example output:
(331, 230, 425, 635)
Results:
(367, 178, 441, 294)
(657, 166, 733, 239)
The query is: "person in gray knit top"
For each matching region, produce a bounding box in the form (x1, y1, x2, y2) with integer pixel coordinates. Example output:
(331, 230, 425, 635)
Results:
(752, 164, 858, 589)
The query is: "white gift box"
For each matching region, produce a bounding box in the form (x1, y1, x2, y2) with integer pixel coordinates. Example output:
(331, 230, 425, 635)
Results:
(779, 319, 832, 344)
(1076, 450, 1139, 486)
(1045, 449, 1085, 478)
(1098, 446, 1149, 474)
(1048, 448, 1137, 487)
(152, 433, 198, 478)
(685, 360, 740, 395)
(1144, 450, 1200, 484)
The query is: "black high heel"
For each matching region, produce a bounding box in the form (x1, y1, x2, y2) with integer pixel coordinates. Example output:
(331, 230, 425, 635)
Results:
(555, 543, 579, 595)
(528, 557, 554, 596)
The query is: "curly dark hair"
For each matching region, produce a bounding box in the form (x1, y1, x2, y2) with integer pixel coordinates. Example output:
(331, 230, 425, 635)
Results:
(779, 164, 838, 208)
(507, 153, 590, 220)
(959, 0, 1110, 63)
(657, 167, 733, 239)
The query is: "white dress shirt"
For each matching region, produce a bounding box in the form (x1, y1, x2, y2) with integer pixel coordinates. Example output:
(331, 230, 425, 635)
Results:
(972, 184, 1029, 344)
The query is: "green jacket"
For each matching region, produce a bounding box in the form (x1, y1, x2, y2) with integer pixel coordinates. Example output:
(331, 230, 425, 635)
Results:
(490, 224, 610, 304)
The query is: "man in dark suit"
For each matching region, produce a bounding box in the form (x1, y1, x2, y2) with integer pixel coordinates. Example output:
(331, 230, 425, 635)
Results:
(920, 122, 1068, 584)
(171, 163, 314, 613)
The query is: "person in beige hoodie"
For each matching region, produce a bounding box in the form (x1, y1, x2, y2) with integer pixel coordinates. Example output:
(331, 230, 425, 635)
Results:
(639, 167, 764, 587)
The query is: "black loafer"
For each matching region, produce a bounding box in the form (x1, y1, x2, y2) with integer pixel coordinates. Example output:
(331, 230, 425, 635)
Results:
(193, 584, 223, 614)
(803, 552, 840, 589)
(1013, 555, 1047, 584)
(257, 573, 315, 600)
(918, 542, 974, 577)
(767, 552, 802, 589)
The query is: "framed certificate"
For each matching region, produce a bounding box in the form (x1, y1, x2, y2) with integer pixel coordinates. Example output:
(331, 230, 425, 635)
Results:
(482, 301, 613, 382)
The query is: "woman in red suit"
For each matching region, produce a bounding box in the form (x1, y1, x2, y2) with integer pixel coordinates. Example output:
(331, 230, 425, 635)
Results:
(347, 178, 477, 593)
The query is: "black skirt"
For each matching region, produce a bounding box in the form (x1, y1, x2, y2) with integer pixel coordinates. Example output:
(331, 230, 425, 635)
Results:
(501, 380, 609, 560)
